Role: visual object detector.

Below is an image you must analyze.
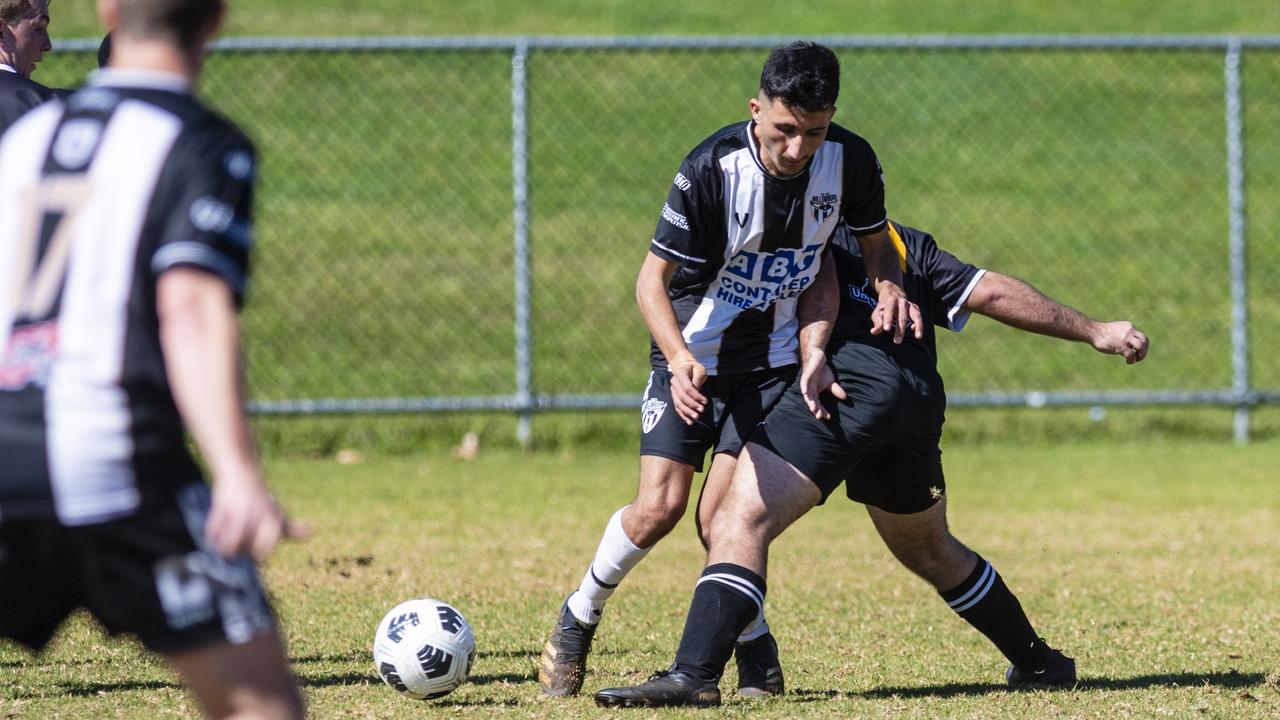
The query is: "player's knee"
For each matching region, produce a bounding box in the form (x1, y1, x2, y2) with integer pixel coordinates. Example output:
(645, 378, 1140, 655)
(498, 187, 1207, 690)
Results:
(899, 534, 973, 585)
(629, 497, 686, 543)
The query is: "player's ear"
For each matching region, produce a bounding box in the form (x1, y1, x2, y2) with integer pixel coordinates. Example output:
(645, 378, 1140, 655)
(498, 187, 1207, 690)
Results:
(96, 0, 120, 31)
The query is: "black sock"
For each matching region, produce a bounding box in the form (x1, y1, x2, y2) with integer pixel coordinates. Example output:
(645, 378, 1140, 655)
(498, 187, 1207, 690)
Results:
(672, 563, 766, 684)
(940, 555, 1050, 670)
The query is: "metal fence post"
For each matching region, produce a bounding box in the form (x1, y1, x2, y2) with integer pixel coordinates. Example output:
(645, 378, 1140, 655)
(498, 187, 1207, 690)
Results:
(512, 39, 535, 446)
(1225, 39, 1250, 444)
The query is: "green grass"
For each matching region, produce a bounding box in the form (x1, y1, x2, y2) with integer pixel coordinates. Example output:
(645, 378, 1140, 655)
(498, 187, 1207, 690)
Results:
(2, 441, 1278, 717)
(46, 1, 1280, 38)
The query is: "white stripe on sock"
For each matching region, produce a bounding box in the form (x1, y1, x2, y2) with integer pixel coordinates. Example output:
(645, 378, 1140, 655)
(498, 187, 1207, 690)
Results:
(698, 573, 764, 612)
(951, 565, 997, 613)
(946, 561, 993, 610)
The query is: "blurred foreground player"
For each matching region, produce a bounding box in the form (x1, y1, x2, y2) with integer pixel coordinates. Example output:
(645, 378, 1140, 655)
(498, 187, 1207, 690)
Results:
(0, 1, 304, 718)
(595, 220, 1149, 707)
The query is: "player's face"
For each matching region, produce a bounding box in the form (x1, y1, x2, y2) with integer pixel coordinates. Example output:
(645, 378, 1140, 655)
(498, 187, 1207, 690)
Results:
(3, 0, 52, 78)
(749, 94, 835, 177)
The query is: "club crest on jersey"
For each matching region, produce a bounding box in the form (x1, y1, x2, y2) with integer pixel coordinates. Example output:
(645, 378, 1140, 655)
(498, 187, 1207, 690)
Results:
(641, 397, 668, 434)
(810, 192, 838, 223)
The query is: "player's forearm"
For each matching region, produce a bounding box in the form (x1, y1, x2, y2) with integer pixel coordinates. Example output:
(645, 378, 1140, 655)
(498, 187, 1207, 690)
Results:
(967, 272, 1101, 345)
(857, 228, 906, 297)
(158, 270, 260, 479)
(797, 256, 837, 362)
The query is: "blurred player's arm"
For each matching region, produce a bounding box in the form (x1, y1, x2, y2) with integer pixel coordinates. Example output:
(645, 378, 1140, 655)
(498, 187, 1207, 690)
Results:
(157, 268, 290, 559)
(857, 227, 922, 344)
(795, 257, 845, 419)
(963, 271, 1149, 364)
(636, 251, 706, 424)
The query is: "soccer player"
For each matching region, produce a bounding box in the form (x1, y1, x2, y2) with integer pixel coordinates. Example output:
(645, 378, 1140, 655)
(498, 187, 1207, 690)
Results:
(594, 220, 1149, 707)
(0, 1, 305, 719)
(0, 0, 60, 132)
(540, 41, 922, 698)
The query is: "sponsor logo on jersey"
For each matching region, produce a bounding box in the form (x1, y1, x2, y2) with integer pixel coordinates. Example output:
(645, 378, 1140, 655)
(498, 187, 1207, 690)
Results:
(0, 321, 58, 391)
(189, 196, 251, 248)
(714, 242, 824, 311)
(673, 172, 691, 192)
(52, 119, 103, 170)
(848, 278, 877, 310)
(641, 397, 668, 433)
(67, 88, 119, 113)
(661, 203, 689, 231)
(809, 192, 838, 223)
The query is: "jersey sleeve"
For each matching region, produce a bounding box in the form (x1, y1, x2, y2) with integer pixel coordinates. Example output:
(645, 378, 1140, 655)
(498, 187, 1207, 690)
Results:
(150, 127, 256, 306)
(840, 137, 887, 237)
(919, 233, 985, 332)
(649, 156, 714, 268)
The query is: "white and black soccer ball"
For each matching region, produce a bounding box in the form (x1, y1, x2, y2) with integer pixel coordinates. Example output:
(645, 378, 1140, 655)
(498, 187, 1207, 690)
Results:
(373, 598, 476, 700)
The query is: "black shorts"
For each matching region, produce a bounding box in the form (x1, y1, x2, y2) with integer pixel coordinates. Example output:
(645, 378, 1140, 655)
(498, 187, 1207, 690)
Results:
(0, 482, 276, 654)
(639, 365, 796, 472)
(751, 342, 947, 514)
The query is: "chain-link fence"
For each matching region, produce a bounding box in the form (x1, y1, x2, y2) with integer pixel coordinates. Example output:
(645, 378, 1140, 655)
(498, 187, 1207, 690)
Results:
(35, 36, 1280, 442)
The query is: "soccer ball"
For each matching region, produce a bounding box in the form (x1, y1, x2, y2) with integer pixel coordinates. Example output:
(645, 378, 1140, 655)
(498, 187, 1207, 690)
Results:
(373, 598, 476, 700)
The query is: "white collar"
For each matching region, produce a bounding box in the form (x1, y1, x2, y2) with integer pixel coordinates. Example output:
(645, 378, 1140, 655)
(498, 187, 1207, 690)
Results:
(90, 68, 192, 94)
(0, 64, 17, 75)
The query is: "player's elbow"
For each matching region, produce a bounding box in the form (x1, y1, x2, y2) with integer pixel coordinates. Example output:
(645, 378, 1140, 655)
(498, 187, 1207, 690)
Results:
(965, 272, 1009, 315)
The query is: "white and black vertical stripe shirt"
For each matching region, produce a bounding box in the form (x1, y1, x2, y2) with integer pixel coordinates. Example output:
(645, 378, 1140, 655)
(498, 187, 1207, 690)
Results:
(649, 120, 887, 375)
(0, 69, 256, 526)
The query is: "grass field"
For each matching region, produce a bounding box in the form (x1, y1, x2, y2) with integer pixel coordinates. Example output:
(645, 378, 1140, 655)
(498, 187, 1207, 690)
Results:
(45, 1, 1280, 38)
(2, 441, 1277, 718)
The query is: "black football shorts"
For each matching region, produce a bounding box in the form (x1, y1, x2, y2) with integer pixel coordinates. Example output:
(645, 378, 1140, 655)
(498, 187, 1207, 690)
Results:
(0, 482, 276, 654)
(639, 365, 796, 472)
(751, 341, 947, 514)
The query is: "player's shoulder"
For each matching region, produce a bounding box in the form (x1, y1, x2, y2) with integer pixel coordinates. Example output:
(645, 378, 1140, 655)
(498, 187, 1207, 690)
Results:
(683, 120, 750, 164)
(888, 220, 936, 254)
(0, 98, 63, 157)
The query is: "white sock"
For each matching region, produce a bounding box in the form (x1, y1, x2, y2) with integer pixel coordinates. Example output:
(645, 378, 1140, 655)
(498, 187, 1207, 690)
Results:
(737, 611, 770, 643)
(567, 505, 649, 625)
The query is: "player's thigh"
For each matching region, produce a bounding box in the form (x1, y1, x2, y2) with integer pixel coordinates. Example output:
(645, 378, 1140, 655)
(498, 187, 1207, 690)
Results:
(866, 497, 952, 558)
(710, 441, 821, 546)
(165, 631, 303, 720)
(635, 454, 697, 510)
(695, 451, 738, 532)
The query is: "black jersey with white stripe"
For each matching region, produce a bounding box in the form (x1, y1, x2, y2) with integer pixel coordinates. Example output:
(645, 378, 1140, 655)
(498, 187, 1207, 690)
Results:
(648, 120, 886, 375)
(0, 69, 256, 525)
(829, 220, 985, 366)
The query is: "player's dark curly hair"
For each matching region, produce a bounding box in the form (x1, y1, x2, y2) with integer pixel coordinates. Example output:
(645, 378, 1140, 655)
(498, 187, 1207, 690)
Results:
(759, 41, 841, 113)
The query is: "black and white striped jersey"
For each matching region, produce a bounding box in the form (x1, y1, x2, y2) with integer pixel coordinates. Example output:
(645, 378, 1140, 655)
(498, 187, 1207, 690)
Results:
(829, 219, 985, 366)
(0, 69, 256, 526)
(648, 120, 887, 375)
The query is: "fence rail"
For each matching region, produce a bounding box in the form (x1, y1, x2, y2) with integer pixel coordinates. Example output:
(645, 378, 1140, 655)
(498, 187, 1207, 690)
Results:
(46, 35, 1280, 443)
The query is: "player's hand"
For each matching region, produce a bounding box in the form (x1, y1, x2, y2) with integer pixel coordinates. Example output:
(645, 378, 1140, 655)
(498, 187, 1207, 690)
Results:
(1092, 321, 1149, 364)
(207, 466, 306, 561)
(869, 284, 924, 344)
(799, 348, 847, 421)
(669, 351, 708, 425)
